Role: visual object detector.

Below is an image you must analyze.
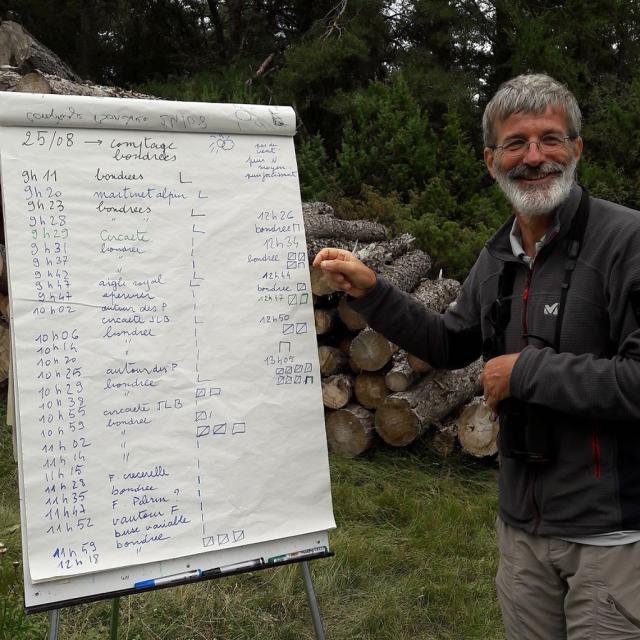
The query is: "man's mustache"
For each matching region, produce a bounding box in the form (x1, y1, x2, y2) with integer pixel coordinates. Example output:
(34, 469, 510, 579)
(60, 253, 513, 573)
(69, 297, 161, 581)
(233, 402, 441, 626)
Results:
(507, 162, 565, 181)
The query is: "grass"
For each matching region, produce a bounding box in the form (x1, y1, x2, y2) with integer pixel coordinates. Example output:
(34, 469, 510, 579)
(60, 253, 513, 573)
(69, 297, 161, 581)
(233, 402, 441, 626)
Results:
(0, 400, 504, 640)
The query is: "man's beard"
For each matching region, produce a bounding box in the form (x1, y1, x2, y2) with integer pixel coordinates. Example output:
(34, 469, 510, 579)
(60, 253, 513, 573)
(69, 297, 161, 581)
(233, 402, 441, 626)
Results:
(494, 157, 577, 218)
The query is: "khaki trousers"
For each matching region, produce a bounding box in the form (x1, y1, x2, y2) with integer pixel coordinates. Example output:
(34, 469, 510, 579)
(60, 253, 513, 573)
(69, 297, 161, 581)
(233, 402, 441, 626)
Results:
(496, 518, 640, 639)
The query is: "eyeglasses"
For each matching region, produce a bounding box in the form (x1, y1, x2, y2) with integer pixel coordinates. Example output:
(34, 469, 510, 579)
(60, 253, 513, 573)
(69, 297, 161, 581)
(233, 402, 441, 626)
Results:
(491, 134, 574, 157)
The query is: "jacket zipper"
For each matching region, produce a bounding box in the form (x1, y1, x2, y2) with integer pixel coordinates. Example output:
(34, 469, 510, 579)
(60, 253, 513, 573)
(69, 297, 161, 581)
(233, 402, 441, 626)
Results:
(521, 266, 542, 532)
(521, 267, 533, 348)
(591, 421, 602, 479)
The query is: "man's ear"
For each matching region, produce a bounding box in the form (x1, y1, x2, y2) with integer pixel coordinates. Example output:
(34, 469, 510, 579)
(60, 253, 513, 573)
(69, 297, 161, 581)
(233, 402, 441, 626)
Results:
(573, 136, 583, 163)
(484, 147, 496, 179)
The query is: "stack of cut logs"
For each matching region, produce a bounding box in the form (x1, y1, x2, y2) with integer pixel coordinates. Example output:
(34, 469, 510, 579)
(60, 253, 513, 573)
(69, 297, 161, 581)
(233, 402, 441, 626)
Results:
(304, 202, 499, 460)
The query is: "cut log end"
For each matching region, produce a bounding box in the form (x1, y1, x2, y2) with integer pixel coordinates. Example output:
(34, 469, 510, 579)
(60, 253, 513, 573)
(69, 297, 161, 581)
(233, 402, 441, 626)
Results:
(326, 404, 374, 457)
(374, 398, 420, 447)
(310, 267, 334, 296)
(321, 374, 354, 410)
(457, 398, 499, 458)
(354, 372, 388, 409)
(318, 345, 348, 376)
(350, 328, 393, 371)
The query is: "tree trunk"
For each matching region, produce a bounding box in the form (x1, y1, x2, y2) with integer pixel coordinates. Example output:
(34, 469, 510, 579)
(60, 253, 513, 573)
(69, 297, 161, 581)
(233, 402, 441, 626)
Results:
(456, 397, 499, 458)
(303, 210, 387, 242)
(325, 404, 375, 457)
(354, 233, 416, 272)
(349, 327, 395, 371)
(306, 237, 356, 265)
(206, 0, 228, 55)
(375, 359, 482, 446)
(0, 69, 153, 99)
(378, 250, 431, 292)
(385, 350, 420, 392)
(307, 234, 414, 272)
(0, 21, 80, 80)
(354, 372, 389, 409)
(321, 373, 354, 410)
(411, 277, 461, 312)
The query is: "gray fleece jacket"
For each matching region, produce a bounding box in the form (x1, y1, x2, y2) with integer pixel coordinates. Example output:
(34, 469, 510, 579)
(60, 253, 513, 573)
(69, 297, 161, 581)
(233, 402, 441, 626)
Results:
(350, 184, 640, 536)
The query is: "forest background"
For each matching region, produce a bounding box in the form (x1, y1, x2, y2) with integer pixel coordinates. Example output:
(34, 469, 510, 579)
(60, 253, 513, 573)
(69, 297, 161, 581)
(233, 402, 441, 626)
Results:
(4, 0, 640, 282)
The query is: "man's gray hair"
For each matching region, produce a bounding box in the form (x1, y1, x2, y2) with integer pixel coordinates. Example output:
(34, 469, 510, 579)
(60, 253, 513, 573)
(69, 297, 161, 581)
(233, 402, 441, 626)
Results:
(482, 74, 582, 147)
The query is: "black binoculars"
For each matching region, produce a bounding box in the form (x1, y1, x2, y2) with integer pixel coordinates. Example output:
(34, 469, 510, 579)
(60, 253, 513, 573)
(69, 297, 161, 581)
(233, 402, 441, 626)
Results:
(498, 398, 555, 464)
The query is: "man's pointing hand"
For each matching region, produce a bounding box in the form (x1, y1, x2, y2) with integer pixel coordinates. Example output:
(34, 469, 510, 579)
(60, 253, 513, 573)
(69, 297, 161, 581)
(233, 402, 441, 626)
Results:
(312, 248, 377, 298)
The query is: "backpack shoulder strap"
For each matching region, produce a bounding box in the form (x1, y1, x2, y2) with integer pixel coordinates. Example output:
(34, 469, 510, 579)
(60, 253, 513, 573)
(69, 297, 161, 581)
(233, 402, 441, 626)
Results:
(554, 186, 590, 351)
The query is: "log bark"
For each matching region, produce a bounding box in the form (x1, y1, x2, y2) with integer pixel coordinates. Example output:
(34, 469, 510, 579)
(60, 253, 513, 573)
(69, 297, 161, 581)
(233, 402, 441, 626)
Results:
(318, 345, 348, 376)
(302, 201, 335, 217)
(349, 328, 395, 371)
(354, 372, 389, 409)
(456, 397, 499, 458)
(306, 234, 414, 271)
(355, 233, 416, 272)
(314, 307, 337, 335)
(0, 69, 153, 99)
(337, 296, 367, 331)
(325, 403, 375, 457)
(379, 250, 431, 292)
(306, 237, 355, 264)
(411, 277, 461, 312)
(321, 373, 354, 410)
(385, 350, 420, 392)
(0, 21, 80, 80)
(0, 69, 21, 91)
(303, 209, 387, 242)
(406, 354, 432, 374)
(374, 359, 483, 447)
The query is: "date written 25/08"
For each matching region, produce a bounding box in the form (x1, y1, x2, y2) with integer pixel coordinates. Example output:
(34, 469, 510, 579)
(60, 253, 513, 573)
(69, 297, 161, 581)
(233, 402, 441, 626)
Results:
(22, 130, 75, 149)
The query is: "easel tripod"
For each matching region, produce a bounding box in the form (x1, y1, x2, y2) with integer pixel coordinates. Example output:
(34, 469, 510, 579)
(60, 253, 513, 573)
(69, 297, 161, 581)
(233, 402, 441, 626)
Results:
(46, 558, 327, 640)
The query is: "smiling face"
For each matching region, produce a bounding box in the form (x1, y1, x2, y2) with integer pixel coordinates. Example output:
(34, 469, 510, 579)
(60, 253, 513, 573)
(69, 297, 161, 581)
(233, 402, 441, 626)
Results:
(484, 106, 583, 218)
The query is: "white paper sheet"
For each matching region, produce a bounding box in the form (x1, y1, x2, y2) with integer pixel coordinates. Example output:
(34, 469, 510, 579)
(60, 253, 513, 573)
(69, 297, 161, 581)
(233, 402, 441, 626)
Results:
(0, 94, 334, 584)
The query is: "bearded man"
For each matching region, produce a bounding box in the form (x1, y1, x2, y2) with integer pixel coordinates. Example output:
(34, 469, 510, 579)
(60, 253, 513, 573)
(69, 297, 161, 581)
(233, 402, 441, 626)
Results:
(314, 74, 640, 639)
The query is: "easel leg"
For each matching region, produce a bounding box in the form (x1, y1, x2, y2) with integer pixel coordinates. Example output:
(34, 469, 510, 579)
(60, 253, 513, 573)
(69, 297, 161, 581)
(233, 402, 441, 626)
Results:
(47, 609, 60, 640)
(110, 597, 120, 640)
(300, 561, 326, 640)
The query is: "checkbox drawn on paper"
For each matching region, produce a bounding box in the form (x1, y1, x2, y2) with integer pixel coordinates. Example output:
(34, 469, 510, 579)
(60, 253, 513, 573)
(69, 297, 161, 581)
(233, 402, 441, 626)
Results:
(232, 422, 246, 435)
